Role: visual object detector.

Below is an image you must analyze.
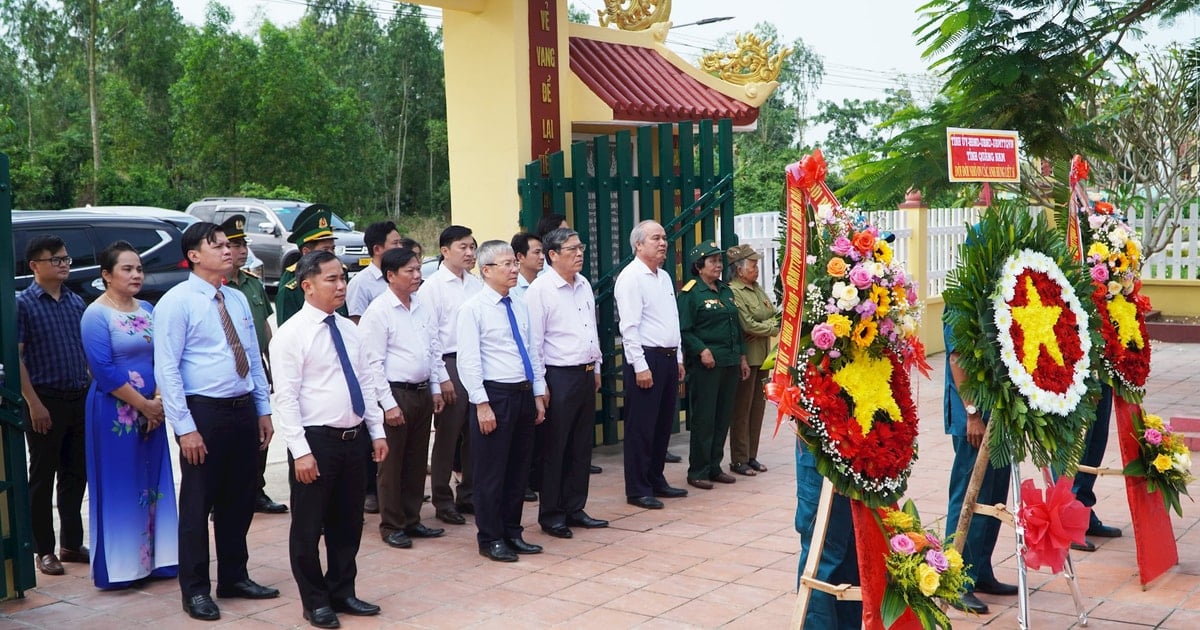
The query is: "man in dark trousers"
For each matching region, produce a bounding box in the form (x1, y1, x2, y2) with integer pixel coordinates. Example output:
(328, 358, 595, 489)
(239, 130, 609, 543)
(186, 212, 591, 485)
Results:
(527, 228, 608, 538)
(155, 222, 278, 621)
(220, 214, 287, 515)
(456, 240, 547, 562)
(613, 220, 688, 509)
(17, 235, 91, 576)
(272, 250, 388, 628)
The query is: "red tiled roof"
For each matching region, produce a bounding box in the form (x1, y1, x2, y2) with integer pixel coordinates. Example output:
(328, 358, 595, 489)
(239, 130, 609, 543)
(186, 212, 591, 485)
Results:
(569, 37, 759, 126)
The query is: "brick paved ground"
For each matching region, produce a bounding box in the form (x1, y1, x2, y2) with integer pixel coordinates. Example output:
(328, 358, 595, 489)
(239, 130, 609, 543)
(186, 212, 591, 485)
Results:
(2, 341, 1198, 628)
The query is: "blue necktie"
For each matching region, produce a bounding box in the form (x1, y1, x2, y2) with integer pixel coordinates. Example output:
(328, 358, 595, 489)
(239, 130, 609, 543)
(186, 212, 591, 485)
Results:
(325, 315, 366, 417)
(501, 296, 535, 382)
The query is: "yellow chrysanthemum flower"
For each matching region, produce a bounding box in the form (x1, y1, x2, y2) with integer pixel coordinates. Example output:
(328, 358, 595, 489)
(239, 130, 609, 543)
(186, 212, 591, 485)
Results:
(1088, 242, 1110, 260)
(1153, 454, 1173, 473)
(874, 240, 893, 265)
(827, 313, 852, 338)
(851, 318, 879, 349)
(1125, 238, 1141, 260)
(1144, 414, 1164, 430)
(883, 509, 914, 531)
(917, 563, 941, 596)
(893, 284, 908, 307)
(944, 547, 963, 572)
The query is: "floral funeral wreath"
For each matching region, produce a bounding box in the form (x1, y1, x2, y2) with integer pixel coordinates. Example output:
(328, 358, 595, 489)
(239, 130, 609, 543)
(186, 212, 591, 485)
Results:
(943, 204, 1104, 471)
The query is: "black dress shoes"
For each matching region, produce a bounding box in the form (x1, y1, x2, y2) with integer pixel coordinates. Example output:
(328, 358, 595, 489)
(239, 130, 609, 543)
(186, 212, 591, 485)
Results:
(58, 546, 90, 563)
(567, 513, 609, 529)
(456, 502, 475, 515)
(363, 493, 379, 514)
(216, 579, 280, 599)
(664, 451, 682, 463)
(627, 496, 664, 509)
(506, 537, 543, 554)
(480, 541, 518, 562)
(542, 524, 573, 539)
(331, 596, 380, 616)
(36, 553, 64, 576)
(183, 594, 221, 621)
(383, 531, 413, 549)
(255, 493, 288, 514)
(974, 579, 1019, 596)
(590, 464, 602, 474)
(1087, 521, 1122, 537)
(654, 486, 688, 498)
(303, 606, 340, 628)
(436, 508, 466, 525)
(524, 488, 539, 502)
(404, 523, 445, 538)
(1071, 540, 1097, 552)
(951, 591, 989, 615)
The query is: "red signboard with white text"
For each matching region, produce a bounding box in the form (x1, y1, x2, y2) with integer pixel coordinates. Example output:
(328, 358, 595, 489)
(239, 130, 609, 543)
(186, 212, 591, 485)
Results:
(946, 127, 1021, 182)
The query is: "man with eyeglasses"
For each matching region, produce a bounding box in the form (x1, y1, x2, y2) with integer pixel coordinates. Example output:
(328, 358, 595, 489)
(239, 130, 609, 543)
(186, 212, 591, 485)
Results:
(16, 235, 91, 576)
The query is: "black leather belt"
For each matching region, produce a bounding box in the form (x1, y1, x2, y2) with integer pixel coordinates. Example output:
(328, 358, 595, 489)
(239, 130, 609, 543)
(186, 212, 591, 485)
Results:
(483, 380, 532, 391)
(547, 364, 595, 372)
(389, 381, 429, 391)
(34, 385, 89, 399)
(645, 346, 677, 357)
(186, 394, 253, 408)
(305, 423, 364, 441)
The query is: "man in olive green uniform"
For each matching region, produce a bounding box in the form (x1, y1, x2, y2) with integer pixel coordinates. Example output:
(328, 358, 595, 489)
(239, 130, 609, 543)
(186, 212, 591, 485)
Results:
(677, 242, 749, 490)
(276, 204, 346, 325)
(221, 214, 289, 515)
(726, 244, 779, 476)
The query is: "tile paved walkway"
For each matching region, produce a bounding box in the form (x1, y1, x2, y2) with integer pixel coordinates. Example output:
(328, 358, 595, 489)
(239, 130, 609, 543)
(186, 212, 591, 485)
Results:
(2, 341, 1198, 628)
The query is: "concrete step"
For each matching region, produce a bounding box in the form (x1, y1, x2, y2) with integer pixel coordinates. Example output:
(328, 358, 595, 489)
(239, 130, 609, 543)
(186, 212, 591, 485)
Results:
(1168, 417, 1200, 451)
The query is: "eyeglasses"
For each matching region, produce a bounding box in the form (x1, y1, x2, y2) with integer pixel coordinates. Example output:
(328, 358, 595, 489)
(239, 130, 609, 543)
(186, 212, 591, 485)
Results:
(560, 244, 587, 253)
(32, 256, 73, 266)
(483, 260, 520, 269)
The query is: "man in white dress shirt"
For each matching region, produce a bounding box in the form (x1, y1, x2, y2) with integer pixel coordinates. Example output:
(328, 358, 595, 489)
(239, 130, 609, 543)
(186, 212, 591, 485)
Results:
(359, 247, 447, 550)
(614, 220, 688, 510)
(271, 250, 388, 629)
(527, 228, 609, 538)
(420, 225, 482, 524)
(345, 220, 402, 323)
(457, 240, 547, 562)
(510, 231, 543, 299)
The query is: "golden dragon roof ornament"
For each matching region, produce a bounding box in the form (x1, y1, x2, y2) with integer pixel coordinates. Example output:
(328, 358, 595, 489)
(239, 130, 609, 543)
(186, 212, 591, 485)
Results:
(598, 0, 672, 31)
(700, 32, 791, 85)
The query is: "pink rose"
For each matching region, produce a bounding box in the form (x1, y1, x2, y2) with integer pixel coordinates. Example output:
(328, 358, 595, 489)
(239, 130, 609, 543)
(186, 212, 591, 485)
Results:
(925, 533, 942, 551)
(811, 323, 836, 350)
(831, 237, 854, 256)
(1144, 428, 1163, 446)
(1090, 264, 1109, 283)
(848, 264, 874, 289)
(890, 533, 917, 555)
(925, 549, 949, 573)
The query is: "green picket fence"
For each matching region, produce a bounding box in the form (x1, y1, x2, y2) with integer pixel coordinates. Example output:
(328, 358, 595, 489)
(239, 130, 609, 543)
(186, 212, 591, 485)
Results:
(517, 119, 736, 445)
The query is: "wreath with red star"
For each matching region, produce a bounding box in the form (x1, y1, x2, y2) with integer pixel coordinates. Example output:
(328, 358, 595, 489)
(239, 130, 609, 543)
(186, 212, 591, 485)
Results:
(944, 205, 1104, 470)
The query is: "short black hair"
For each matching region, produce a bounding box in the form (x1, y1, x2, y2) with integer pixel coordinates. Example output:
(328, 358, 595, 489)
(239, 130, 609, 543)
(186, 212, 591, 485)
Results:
(99, 240, 138, 276)
(296, 249, 340, 283)
(535, 213, 567, 239)
(364, 221, 398, 255)
(510, 231, 540, 257)
(180, 222, 224, 270)
(25, 234, 66, 264)
(438, 225, 473, 249)
(380, 246, 419, 276)
(399, 237, 422, 253)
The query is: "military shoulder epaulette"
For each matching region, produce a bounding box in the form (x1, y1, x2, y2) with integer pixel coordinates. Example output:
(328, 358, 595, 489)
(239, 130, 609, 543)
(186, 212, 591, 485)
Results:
(241, 268, 260, 279)
(285, 280, 298, 290)
(681, 279, 696, 292)
(285, 262, 297, 273)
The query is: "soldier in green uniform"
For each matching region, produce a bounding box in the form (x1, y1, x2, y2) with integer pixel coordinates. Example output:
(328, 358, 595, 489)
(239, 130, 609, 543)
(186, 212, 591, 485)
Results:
(220, 214, 289, 515)
(275, 204, 345, 325)
(677, 241, 749, 491)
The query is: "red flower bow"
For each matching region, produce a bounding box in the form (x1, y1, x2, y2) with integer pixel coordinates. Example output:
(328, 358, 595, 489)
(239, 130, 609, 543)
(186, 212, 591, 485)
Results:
(1018, 477, 1089, 574)
(797, 149, 828, 189)
(1069, 154, 1089, 185)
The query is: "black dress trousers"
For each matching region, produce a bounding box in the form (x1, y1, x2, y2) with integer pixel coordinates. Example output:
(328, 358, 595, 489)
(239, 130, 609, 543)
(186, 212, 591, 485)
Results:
(470, 382, 535, 547)
(25, 387, 88, 555)
(538, 366, 595, 529)
(177, 395, 259, 598)
(622, 349, 678, 498)
(289, 425, 369, 611)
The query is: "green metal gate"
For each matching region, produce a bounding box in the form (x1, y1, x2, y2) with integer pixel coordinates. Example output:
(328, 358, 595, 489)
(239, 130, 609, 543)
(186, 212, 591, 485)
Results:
(517, 119, 736, 446)
(1, 151, 36, 599)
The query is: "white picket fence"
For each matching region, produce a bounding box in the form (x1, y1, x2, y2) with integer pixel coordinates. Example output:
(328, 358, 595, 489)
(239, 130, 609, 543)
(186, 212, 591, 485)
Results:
(730, 204, 1197, 299)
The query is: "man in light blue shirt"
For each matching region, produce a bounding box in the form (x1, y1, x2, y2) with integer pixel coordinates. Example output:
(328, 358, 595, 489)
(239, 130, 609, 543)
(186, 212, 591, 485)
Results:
(154, 222, 277, 621)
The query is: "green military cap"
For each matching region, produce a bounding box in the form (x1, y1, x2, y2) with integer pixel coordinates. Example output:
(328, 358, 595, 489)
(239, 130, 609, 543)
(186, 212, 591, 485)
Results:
(287, 203, 337, 246)
(725, 244, 761, 263)
(688, 240, 723, 264)
(219, 214, 248, 241)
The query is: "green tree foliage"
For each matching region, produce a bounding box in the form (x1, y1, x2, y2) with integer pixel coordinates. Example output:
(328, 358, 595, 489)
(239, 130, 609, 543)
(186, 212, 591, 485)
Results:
(567, 3, 591, 24)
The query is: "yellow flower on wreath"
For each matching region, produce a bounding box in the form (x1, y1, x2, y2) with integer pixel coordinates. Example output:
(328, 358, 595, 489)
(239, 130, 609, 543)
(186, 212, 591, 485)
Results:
(944, 547, 964, 572)
(827, 313, 852, 338)
(1144, 414, 1164, 431)
(869, 285, 892, 318)
(917, 563, 941, 596)
(1125, 238, 1141, 261)
(892, 284, 908, 308)
(874, 240, 893, 265)
(852, 318, 879, 349)
(1153, 454, 1173, 473)
(1111, 252, 1131, 273)
(883, 509, 914, 530)
(1088, 242, 1110, 260)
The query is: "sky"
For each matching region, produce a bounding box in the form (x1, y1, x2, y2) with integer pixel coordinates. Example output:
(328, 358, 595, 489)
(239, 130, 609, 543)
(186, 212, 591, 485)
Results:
(172, 0, 1200, 108)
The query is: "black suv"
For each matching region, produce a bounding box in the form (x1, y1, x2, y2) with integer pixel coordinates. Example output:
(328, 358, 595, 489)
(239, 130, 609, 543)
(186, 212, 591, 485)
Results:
(185, 197, 369, 285)
(12, 210, 191, 303)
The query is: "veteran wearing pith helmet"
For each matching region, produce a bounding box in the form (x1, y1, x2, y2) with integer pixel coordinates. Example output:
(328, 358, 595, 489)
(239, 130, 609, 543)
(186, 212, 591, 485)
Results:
(726, 244, 778, 477)
(276, 204, 346, 325)
(677, 241, 749, 491)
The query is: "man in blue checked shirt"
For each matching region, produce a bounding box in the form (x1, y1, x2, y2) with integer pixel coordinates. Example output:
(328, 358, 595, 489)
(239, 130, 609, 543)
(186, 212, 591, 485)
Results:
(154, 222, 277, 622)
(17, 234, 91, 577)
